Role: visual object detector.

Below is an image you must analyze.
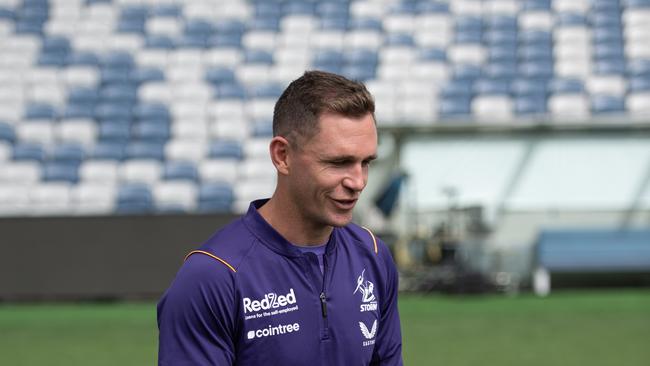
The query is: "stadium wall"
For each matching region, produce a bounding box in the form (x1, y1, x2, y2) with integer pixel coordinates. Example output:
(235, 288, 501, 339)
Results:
(0, 213, 238, 301)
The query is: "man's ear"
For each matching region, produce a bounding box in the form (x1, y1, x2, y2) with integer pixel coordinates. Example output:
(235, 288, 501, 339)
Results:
(269, 136, 291, 175)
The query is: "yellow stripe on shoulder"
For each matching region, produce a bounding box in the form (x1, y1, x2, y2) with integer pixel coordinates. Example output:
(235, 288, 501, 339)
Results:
(184, 250, 237, 273)
(361, 226, 378, 255)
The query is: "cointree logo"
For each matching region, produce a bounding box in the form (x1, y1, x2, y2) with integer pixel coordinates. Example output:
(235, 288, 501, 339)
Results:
(246, 322, 300, 340)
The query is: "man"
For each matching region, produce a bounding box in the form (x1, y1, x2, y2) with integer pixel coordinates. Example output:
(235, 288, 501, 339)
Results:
(158, 70, 403, 365)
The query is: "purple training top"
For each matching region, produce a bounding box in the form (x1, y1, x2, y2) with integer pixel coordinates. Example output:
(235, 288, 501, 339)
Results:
(157, 199, 403, 365)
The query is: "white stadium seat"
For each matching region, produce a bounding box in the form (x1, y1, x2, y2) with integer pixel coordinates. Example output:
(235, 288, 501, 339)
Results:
(79, 160, 120, 183)
(119, 159, 163, 185)
(153, 181, 198, 212)
(71, 182, 116, 215)
(199, 159, 239, 184)
(29, 182, 72, 216)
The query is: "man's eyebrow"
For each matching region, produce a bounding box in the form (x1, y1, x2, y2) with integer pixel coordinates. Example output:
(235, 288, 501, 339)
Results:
(322, 154, 378, 162)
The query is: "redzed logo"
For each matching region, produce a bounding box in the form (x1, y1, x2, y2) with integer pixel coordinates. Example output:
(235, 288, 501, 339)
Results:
(243, 288, 297, 313)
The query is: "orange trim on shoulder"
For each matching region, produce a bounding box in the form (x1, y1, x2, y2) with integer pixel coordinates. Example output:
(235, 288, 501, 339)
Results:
(184, 250, 237, 273)
(361, 226, 378, 255)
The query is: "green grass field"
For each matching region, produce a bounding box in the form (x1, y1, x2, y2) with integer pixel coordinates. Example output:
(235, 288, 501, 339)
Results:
(1, 290, 649, 365)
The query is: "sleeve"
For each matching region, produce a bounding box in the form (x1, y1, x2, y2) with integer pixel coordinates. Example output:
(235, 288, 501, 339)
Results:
(157, 253, 239, 366)
(371, 240, 404, 366)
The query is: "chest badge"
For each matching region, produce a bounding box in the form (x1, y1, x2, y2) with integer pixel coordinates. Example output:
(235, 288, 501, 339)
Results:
(354, 269, 378, 312)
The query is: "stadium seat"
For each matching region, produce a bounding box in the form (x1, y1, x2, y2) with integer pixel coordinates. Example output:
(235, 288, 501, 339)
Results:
(71, 182, 116, 215)
(197, 182, 235, 213)
(591, 94, 626, 114)
(153, 181, 198, 213)
(79, 160, 119, 183)
(116, 184, 154, 214)
(125, 141, 165, 161)
(0, 122, 16, 143)
(12, 143, 46, 162)
(30, 182, 72, 216)
(163, 161, 199, 182)
(42, 162, 80, 183)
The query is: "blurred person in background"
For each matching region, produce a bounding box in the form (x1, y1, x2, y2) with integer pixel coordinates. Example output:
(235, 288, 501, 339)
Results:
(158, 70, 403, 365)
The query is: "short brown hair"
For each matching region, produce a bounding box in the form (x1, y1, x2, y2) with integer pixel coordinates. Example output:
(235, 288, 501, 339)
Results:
(272, 70, 375, 147)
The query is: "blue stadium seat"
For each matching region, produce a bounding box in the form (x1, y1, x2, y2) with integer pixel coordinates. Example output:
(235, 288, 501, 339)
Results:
(15, 19, 45, 35)
(116, 184, 154, 214)
(343, 49, 378, 67)
(125, 141, 165, 160)
(210, 34, 242, 48)
(25, 103, 57, 120)
(283, 1, 315, 15)
(315, 50, 343, 65)
(92, 142, 126, 160)
(163, 161, 199, 181)
(63, 104, 95, 119)
(348, 17, 383, 31)
(519, 30, 552, 45)
(120, 5, 148, 21)
(66, 52, 100, 66)
(488, 45, 517, 63)
(629, 76, 650, 92)
(99, 121, 131, 143)
(254, 3, 282, 17)
(441, 79, 474, 98)
(68, 87, 100, 105)
(215, 19, 246, 35)
(151, 4, 181, 17)
(474, 78, 511, 95)
(623, 0, 650, 8)
(184, 19, 215, 37)
(249, 83, 284, 98)
(117, 18, 146, 34)
(0, 122, 16, 143)
(205, 67, 236, 85)
(341, 65, 376, 81)
(134, 103, 171, 122)
(37, 55, 65, 69)
(209, 140, 243, 160)
(455, 16, 482, 33)
(595, 60, 626, 75)
(385, 33, 415, 46)
(320, 17, 348, 30)
(0, 8, 16, 21)
(549, 78, 585, 94)
(519, 60, 554, 79)
(42, 162, 80, 183)
(95, 102, 134, 120)
(592, 0, 621, 11)
(452, 64, 482, 80)
(100, 85, 138, 103)
(484, 62, 518, 79)
(515, 95, 547, 115)
(455, 30, 482, 44)
(389, 1, 418, 14)
(252, 119, 273, 137)
(215, 83, 246, 99)
(317, 2, 350, 18)
(132, 121, 170, 142)
(244, 49, 274, 64)
(594, 43, 625, 61)
(591, 95, 625, 114)
(628, 60, 650, 77)
(50, 144, 85, 164)
(418, 48, 447, 62)
(198, 183, 235, 213)
(484, 31, 518, 47)
(512, 78, 548, 97)
(248, 17, 281, 31)
(485, 16, 518, 31)
(417, 1, 449, 13)
(131, 67, 165, 84)
(519, 44, 553, 62)
(12, 143, 46, 162)
(593, 28, 624, 44)
(102, 51, 135, 70)
(557, 13, 588, 26)
(312, 62, 342, 74)
(145, 35, 176, 49)
(439, 98, 472, 117)
(591, 13, 622, 28)
(522, 0, 551, 10)
(101, 68, 135, 85)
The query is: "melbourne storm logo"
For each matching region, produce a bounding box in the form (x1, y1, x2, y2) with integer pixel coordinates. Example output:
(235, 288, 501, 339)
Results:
(354, 269, 378, 312)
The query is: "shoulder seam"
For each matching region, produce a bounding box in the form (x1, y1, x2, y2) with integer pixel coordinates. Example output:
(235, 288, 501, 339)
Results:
(184, 250, 237, 273)
(361, 226, 378, 255)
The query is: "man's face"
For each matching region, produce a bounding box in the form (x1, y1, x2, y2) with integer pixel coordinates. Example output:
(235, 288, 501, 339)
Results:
(287, 112, 378, 229)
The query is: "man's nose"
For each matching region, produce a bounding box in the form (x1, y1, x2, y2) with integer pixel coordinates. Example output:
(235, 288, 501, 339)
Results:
(343, 164, 367, 192)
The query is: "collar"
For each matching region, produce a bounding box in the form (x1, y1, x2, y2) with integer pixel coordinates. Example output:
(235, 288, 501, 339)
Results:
(242, 199, 338, 258)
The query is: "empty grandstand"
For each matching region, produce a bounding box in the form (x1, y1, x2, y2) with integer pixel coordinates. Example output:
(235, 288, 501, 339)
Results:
(1, 0, 649, 297)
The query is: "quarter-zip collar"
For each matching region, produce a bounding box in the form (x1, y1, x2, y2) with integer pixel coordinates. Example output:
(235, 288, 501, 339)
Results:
(243, 199, 338, 258)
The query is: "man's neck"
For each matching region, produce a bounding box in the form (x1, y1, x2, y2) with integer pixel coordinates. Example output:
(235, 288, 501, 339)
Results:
(257, 196, 333, 247)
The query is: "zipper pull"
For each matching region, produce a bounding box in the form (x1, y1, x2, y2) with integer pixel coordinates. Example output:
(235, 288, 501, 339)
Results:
(319, 292, 327, 318)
